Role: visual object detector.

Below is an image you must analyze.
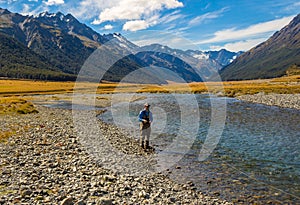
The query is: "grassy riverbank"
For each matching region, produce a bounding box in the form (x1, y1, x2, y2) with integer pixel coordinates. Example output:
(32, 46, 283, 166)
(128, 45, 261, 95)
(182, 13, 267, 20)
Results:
(0, 74, 299, 115)
(1, 75, 299, 97)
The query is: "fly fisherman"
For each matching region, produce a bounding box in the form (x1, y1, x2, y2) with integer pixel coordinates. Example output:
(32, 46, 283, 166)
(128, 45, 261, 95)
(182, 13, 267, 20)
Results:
(138, 103, 153, 149)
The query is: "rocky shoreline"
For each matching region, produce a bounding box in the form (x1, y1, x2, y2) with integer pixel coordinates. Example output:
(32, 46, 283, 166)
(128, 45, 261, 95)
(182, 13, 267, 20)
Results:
(0, 106, 231, 205)
(236, 93, 300, 110)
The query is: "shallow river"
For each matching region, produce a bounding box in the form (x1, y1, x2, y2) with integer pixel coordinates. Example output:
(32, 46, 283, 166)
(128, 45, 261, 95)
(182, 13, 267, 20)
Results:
(45, 93, 300, 204)
(98, 93, 300, 204)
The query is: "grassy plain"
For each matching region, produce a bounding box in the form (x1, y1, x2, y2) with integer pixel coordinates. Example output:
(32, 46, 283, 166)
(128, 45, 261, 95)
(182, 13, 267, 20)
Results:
(0, 75, 300, 97)
(0, 76, 299, 141)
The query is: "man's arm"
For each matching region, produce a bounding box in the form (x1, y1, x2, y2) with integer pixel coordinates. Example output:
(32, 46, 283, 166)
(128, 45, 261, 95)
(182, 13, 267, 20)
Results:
(138, 111, 145, 122)
(149, 112, 153, 123)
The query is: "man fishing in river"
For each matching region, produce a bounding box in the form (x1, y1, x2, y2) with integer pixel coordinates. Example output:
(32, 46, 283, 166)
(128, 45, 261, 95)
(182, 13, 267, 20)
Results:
(138, 103, 153, 150)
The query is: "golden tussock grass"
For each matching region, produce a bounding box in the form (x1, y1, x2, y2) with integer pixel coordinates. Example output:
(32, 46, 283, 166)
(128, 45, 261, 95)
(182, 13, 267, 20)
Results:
(0, 75, 299, 97)
(0, 79, 87, 95)
(0, 130, 15, 143)
(0, 97, 38, 114)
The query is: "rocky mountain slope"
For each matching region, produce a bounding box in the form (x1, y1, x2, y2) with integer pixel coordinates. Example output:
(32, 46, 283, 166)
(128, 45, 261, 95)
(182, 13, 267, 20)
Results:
(221, 13, 300, 80)
(0, 32, 76, 80)
(140, 44, 240, 80)
(0, 8, 239, 83)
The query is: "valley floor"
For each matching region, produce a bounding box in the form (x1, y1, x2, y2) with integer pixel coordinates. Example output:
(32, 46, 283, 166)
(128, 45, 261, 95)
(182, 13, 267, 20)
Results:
(1, 75, 300, 97)
(1, 76, 300, 204)
(0, 106, 231, 204)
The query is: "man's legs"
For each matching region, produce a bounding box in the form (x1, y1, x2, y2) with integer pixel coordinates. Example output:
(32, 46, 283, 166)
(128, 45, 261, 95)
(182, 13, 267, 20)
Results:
(145, 126, 151, 149)
(140, 123, 145, 148)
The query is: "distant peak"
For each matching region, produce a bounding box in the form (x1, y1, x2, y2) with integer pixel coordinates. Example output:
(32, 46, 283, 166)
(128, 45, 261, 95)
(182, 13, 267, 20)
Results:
(0, 8, 11, 15)
(36, 11, 65, 19)
(56, 11, 64, 16)
(65, 13, 75, 19)
(113, 32, 121, 37)
(290, 13, 300, 25)
(37, 11, 49, 17)
(149, 43, 162, 46)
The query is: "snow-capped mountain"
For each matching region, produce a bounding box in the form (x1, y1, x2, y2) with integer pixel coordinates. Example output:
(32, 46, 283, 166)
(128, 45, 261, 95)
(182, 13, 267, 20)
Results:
(139, 44, 241, 79)
(0, 8, 240, 82)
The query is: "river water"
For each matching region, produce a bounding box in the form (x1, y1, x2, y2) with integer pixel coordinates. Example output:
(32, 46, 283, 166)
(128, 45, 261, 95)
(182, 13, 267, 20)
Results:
(97, 93, 300, 204)
(44, 93, 300, 204)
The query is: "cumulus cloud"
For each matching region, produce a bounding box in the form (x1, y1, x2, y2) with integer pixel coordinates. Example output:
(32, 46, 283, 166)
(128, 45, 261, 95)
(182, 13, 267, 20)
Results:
(72, 0, 183, 31)
(198, 16, 294, 44)
(103, 24, 114, 30)
(122, 14, 160, 31)
(93, 0, 183, 24)
(44, 0, 64, 6)
(123, 20, 149, 31)
(88, 0, 184, 31)
(71, 0, 120, 20)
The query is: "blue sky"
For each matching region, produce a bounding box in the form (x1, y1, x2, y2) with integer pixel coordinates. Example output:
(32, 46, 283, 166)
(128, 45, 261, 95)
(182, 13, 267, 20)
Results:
(0, 0, 299, 52)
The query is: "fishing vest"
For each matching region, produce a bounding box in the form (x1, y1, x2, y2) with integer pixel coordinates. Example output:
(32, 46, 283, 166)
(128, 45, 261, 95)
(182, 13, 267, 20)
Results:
(141, 110, 151, 128)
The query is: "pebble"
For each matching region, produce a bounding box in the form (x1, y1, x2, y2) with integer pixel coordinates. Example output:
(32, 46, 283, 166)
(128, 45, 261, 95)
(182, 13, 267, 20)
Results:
(21, 189, 32, 197)
(0, 106, 231, 205)
(61, 197, 73, 205)
(96, 197, 112, 205)
(237, 93, 300, 110)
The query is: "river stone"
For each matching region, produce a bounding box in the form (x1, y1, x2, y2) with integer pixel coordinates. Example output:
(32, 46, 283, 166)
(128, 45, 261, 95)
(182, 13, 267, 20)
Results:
(169, 197, 176, 203)
(96, 197, 112, 205)
(75, 200, 85, 205)
(61, 197, 74, 205)
(21, 189, 32, 197)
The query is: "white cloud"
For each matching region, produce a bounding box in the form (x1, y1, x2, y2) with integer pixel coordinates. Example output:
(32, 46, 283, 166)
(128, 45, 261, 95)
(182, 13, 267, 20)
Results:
(188, 7, 228, 26)
(123, 20, 149, 31)
(71, 0, 120, 20)
(158, 10, 184, 24)
(284, 2, 300, 11)
(122, 14, 160, 31)
(198, 15, 295, 44)
(19, 2, 48, 16)
(210, 38, 267, 52)
(128, 31, 196, 50)
(92, 0, 183, 24)
(7, 0, 17, 4)
(103, 24, 114, 30)
(21, 4, 31, 15)
(73, 0, 183, 31)
(44, 0, 64, 6)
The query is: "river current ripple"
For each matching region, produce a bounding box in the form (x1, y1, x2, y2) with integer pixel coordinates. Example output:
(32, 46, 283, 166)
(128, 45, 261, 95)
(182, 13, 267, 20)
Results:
(99, 93, 300, 204)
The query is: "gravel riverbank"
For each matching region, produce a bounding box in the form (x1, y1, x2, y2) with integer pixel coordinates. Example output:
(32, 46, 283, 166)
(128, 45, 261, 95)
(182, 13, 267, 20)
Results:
(236, 93, 300, 110)
(0, 106, 231, 205)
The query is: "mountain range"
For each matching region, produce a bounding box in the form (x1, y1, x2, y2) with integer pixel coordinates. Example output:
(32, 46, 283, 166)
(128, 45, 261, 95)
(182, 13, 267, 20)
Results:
(221, 13, 300, 80)
(1, 8, 299, 83)
(0, 8, 240, 83)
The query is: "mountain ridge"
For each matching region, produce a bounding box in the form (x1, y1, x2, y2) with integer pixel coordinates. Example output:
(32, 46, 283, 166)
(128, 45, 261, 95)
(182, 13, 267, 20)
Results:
(220, 13, 300, 80)
(0, 8, 240, 83)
